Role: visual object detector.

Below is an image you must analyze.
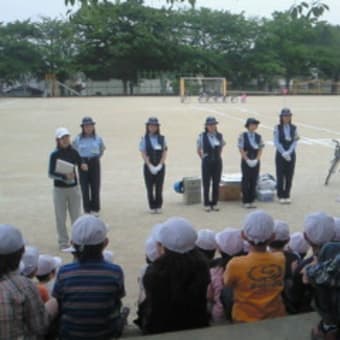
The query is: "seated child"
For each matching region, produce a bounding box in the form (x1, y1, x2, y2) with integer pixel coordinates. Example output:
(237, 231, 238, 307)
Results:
(0, 224, 54, 339)
(196, 229, 217, 261)
(224, 210, 286, 323)
(208, 227, 244, 322)
(269, 220, 300, 314)
(53, 215, 127, 339)
(287, 232, 310, 260)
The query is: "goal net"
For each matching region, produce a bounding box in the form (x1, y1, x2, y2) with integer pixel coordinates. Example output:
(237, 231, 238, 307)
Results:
(291, 79, 340, 95)
(180, 77, 227, 103)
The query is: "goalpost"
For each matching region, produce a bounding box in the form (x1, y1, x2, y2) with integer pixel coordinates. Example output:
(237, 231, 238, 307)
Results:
(180, 77, 227, 103)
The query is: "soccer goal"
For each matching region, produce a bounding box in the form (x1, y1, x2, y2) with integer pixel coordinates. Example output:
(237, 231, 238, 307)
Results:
(179, 77, 227, 103)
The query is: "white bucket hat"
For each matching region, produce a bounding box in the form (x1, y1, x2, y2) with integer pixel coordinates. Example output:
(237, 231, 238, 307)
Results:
(21, 246, 39, 276)
(273, 220, 290, 242)
(0, 224, 24, 255)
(288, 232, 310, 254)
(36, 254, 62, 276)
(55, 127, 70, 139)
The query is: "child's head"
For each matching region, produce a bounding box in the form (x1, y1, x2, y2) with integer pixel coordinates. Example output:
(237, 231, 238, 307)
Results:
(36, 254, 62, 283)
(156, 217, 197, 255)
(270, 220, 290, 251)
(333, 217, 340, 242)
(0, 224, 25, 278)
(215, 228, 244, 257)
(21, 245, 39, 278)
(287, 232, 310, 259)
(303, 212, 335, 255)
(195, 229, 217, 260)
(241, 210, 275, 251)
(71, 215, 109, 262)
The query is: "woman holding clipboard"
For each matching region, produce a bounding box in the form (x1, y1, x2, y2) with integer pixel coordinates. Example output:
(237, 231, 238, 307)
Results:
(48, 127, 87, 250)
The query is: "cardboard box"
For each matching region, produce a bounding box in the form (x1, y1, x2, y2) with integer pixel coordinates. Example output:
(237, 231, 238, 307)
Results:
(219, 184, 241, 201)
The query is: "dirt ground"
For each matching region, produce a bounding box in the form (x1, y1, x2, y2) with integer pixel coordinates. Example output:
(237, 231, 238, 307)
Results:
(1, 95, 340, 314)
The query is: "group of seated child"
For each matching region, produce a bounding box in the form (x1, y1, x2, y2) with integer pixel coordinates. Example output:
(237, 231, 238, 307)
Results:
(0, 211, 339, 339)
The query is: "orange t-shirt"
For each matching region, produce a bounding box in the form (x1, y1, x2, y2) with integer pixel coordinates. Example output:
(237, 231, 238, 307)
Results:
(224, 251, 286, 323)
(37, 283, 50, 303)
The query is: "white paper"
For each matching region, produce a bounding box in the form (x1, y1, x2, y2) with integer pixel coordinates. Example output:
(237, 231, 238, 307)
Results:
(55, 159, 74, 174)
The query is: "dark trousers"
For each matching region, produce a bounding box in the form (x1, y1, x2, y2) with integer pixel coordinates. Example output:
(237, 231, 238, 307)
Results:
(79, 158, 101, 213)
(202, 158, 222, 207)
(275, 152, 296, 199)
(144, 164, 165, 209)
(241, 160, 260, 204)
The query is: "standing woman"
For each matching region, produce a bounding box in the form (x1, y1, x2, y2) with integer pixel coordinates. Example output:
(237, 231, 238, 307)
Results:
(238, 118, 264, 209)
(274, 108, 299, 204)
(49, 127, 86, 250)
(73, 117, 105, 215)
(139, 117, 168, 214)
(197, 117, 225, 212)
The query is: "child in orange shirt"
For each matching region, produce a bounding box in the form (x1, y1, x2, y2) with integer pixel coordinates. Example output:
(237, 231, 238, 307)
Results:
(224, 210, 286, 323)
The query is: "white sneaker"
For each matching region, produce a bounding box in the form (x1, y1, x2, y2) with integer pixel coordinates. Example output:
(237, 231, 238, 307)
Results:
(211, 205, 220, 212)
(204, 206, 211, 212)
(279, 199, 285, 204)
(149, 209, 157, 214)
(155, 208, 162, 214)
(249, 203, 257, 209)
(91, 211, 100, 217)
(243, 203, 251, 209)
(285, 198, 292, 204)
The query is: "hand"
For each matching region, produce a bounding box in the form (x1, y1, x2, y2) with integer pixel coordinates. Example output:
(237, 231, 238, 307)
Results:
(66, 172, 75, 180)
(154, 164, 163, 173)
(246, 159, 258, 168)
(282, 152, 291, 162)
(80, 163, 88, 171)
(148, 164, 158, 175)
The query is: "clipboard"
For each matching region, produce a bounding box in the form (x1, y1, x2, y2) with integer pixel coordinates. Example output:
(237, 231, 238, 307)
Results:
(55, 159, 74, 174)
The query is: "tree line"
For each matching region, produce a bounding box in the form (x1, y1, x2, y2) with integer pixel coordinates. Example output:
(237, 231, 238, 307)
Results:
(1, 0, 339, 94)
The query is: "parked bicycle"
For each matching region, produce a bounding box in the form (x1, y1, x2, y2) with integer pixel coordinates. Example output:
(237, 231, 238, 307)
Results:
(324, 139, 340, 185)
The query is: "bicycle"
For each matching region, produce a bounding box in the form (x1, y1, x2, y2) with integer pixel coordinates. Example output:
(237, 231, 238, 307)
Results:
(324, 139, 340, 185)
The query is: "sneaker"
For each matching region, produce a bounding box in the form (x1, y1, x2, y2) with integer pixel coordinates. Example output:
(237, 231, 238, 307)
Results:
(243, 203, 251, 209)
(204, 206, 211, 212)
(285, 198, 291, 204)
(279, 198, 286, 204)
(91, 211, 100, 217)
(211, 205, 220, 212)
(149, 209, 157, 214)
(249, 203, 257, 209)
(155, 208, 162, 214)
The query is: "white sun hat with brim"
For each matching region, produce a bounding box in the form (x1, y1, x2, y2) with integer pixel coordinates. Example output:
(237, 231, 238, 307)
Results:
(0, 224, 25, 255)
(21, 246, 39, 276)
(273, 220, 290, 242)
(36, 254, 63, 276)
(196, 229, 217, 251)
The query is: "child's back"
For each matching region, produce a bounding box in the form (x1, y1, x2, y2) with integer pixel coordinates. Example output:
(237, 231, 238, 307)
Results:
(53, 259, 125, 339)
(224, 251, 286, 322)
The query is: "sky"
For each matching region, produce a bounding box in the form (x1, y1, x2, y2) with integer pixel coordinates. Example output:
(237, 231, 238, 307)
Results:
(1, 0, 339, 25)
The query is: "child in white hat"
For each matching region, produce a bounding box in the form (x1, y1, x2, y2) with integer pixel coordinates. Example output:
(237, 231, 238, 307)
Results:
(224, 210, 286, 323)
(287, 231, 310, 260)
(207, 227, 244, 322)
(21, 245, 39, 278)
(0, 224, 57, 339)
(195, 229, 217, 261)
(52, 215, 128, 339)
(136, 217, 210, 334)
(289, 212, 335, 314)
(36, 254, 63, 300)
(269, 220, 300, 314)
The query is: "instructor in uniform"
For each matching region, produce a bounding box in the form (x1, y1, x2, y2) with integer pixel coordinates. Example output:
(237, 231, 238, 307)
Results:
(238, 118, 264, 208)
(197, 116, 225, 212)
(140, 117, 168, 214)
(73, 117, 105, 215)
(274, 108, 299, 204)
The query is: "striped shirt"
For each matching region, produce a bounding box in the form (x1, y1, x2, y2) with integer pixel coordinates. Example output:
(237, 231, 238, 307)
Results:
(0, 273, 49, 339)
(53, 260, 125, 339)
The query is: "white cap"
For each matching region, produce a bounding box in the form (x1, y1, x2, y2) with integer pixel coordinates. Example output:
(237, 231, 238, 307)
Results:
(71, 215, 108, 246)
(196, 229, 217, 251)
(333, 217, 340, 241)
(103, 250, 114, 263)
(36, 254, 62, 276)
(55, 127, 70, 139)
(303, 212, 335, 246)
(273, 220, 290, 242)
(21, 246, 39, 276)
(0, 224, 24, 255)
(288, 232, 310, 254)
(145, 237, 160, 262)
(243, 210, 274, 245)
(215, 228, 243, 256)
(156, 217, 197, 254)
